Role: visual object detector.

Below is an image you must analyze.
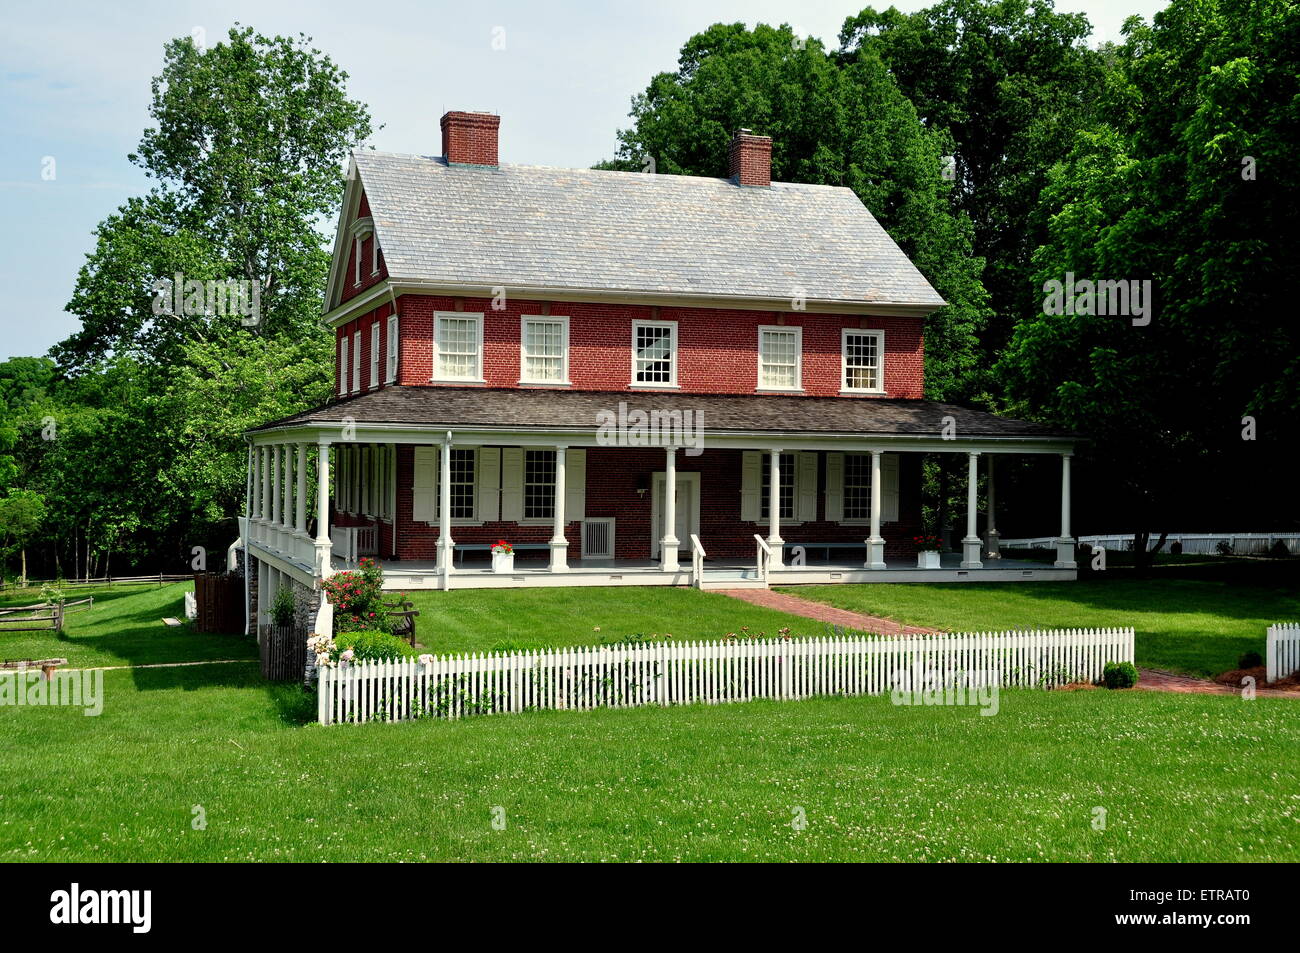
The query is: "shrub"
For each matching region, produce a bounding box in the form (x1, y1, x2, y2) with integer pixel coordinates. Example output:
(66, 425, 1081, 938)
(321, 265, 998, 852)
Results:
(1238, 651, 1263, 670)
(1216, 540, 1234, 556)
(1269, 540, 1291, 559)
(1169, 540, 1183, 556)
(270, 587, 297, 628)
(321, 558, 392, 634)
(336, 630, 418, 662)
(1102, 661, 1139, 689)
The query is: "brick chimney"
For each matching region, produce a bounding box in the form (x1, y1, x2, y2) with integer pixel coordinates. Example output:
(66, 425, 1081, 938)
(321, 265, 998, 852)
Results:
(728, 129, 772, 187)
(441, 111, 500, 167)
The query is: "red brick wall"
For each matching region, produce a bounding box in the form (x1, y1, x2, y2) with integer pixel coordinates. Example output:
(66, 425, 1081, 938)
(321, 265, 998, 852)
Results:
(392, 293, 924, 399)
(335, 301, 397, 395)
(387, 446, 922, 564)
(339, 191, 388, 304)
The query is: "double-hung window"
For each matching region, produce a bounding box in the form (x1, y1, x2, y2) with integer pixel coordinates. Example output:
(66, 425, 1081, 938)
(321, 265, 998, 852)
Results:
(520, 316, 569, 384)
(433, 313, 484, 382)
(842, 329, 885, 393)
(843, 453, 872, 521)
(446, 449, 477, 520)
(759, 452, 797, 520)
(632, 320, 677, 387)
(523, 450, 556, 520)
(757, 326, 802, 391)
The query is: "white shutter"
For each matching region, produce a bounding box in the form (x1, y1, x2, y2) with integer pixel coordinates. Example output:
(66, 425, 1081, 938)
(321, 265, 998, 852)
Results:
(797, 452, 818, 522)
(369, 324, 380, 388)
(825, 452, 844, 522)
(478, 447, 501, 522)
(386, 314, 399, 382)
(741, 451, 761, 522)
(881, 453, 900, 523)
(338, 338, 348, 395)
(412, 447, 437, 523)
(351, 331, 360, 392)
(501, 448, 524, 521)
(565, 449, 586, 521)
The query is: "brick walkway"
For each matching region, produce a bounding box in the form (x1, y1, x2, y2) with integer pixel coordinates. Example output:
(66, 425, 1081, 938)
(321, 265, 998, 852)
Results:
(717, 588, 939, 636)
(1137, 668, 1298, 698)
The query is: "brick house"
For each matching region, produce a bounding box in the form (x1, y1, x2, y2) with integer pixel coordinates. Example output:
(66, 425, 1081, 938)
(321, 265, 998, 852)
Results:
(242, 112, 1077, 633)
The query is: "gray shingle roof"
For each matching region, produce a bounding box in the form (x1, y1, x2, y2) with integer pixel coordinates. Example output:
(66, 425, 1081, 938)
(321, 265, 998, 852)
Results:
(353, 151, 946, 308)
(252, 386, 1070, 441)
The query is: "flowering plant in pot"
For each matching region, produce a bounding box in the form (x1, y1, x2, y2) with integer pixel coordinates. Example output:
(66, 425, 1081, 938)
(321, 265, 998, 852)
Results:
(491, 540, 515, 572)
(913, 534, 943, 569)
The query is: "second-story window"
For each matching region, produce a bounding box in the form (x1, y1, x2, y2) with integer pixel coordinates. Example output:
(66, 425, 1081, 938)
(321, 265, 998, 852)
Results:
(520, 316, 569, 384)
(757, 326, 802, 390)
(842, 329, 885, 394)
(433, 313, 484, 382)
(632, 320, 677, 387)
(369, 323, 380, 389)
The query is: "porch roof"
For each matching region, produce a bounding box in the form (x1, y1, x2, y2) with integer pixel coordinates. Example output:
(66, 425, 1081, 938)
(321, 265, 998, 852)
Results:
(250, 385, 1075, 444)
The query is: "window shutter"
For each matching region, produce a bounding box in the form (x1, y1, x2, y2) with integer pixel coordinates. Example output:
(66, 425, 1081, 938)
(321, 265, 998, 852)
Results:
(351, 331, 361, 392)
(741, 451, 761, 522)
(501, 448, 524, 521)
(565, 449, 586, 521)
(825, 452, 844, 522)
(369, 324, 380, 388)
(338, 338, 348, 395)
(412, 447, 437, 523)
(797, 452, 818, 522)
(882, 454, 900, 522)
(386, 315, 399, 382)
(478, 448, 501, 521)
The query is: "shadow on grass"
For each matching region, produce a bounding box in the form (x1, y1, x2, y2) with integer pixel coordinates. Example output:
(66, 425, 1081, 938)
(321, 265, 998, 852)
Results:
(123, 657, 317, 725)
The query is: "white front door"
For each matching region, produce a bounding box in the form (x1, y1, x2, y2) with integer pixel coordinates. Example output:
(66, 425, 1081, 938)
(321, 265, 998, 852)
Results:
(651, 472, 700, 558)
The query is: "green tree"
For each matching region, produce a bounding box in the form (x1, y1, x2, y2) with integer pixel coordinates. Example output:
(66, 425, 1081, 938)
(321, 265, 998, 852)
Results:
(0, 489, 45, 586)
(598, 22, 989, 401)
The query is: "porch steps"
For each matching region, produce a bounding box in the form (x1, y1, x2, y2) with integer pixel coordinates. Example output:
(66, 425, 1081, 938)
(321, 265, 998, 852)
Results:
(698, 568, 768, 591)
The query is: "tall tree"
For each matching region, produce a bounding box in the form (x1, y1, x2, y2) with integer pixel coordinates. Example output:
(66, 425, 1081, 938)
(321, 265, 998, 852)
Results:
(598, 22, 990, 401)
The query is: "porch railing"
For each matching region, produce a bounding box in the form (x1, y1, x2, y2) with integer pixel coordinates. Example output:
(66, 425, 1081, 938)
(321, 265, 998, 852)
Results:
(754, 534, 773, 584)
(690, 534, 706, 588)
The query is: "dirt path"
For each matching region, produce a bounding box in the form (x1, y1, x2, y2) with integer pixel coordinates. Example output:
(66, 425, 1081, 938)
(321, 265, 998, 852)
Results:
(719, 590, 1297, 698)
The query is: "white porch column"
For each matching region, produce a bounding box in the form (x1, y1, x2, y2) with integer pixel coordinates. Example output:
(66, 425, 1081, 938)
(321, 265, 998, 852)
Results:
(270, 444, 281, 529)
(251, 447, 263, 543)
(295, 443, 308, 536)
(313, 442, 333, 578)
(282, 445, 294, 528)
(1054, 452, 1077, 569)
(961, 451, 983, 569)
(258, 446, 269, 522)
(865, 449, 886, 569)
(550, 446, 569, 572)
(660, 446, 680, 572)
(767, 448, 784, 569)
(437, 433, 456, 573)
(986, 455, 1001, 559)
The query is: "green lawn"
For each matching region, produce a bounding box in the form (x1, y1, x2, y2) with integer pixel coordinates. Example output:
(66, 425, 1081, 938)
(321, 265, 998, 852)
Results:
(402, 587, 824, 654)
(2, 663, 1296, 862)
(0, 582, 254, 668)
(779, 576, 1300, 677)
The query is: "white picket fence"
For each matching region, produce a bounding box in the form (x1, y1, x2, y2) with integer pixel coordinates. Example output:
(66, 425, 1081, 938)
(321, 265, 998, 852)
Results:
(1266, 623, 1300, 683)
(316, 627, 1134, 726)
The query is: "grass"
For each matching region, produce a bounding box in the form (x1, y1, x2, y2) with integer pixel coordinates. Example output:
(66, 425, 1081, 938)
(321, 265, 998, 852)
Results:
(0, 582, 254, 668)
(2, 663, 1297, 862)
(401, 587, 823, 654)
(779, 574, 1300, 678)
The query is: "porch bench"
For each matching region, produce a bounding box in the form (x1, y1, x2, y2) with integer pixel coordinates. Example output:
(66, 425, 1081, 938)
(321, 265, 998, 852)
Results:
(382, 599, 420, 648)
(781, 541, 868, 563)
(453, 542, 550, 566)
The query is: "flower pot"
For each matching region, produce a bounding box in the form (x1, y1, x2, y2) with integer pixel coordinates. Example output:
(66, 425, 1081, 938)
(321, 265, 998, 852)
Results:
(492, 552, 515, 573)
(917, 551, 941, 569)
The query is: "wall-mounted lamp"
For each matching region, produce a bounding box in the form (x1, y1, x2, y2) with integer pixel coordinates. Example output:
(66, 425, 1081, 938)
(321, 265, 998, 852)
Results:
(635, 474, 650, 498)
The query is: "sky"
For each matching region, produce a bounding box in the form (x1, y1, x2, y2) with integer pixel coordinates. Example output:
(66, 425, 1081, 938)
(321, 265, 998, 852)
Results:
(0, 0, 1169, 362)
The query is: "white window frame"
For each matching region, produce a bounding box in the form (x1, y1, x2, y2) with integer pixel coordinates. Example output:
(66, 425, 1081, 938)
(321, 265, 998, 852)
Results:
(522, 448, 557, 522)
(371, 237, 380, 276)
(351, 330, 361, 394)
(841, 452, 873, 524)
(338, 336, 348, 396)
(432, 312, 485, 383)
(386, 314, 399, 383)
(519, 315, 571, 385)
(630, 319, 679, 389)
(756, 325, 803, 392)
(841, 328, 886, 395)
(369, 323, 380, 389)
(353, 237, 362, 287)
